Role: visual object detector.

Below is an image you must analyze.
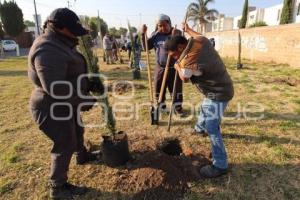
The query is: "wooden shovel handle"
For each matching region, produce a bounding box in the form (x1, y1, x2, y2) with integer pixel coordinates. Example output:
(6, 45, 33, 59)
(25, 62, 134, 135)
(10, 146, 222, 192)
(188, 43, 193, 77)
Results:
(158, 25, 177, 103)
(168, 13, 189, 132)
(144, 34, 154, 103)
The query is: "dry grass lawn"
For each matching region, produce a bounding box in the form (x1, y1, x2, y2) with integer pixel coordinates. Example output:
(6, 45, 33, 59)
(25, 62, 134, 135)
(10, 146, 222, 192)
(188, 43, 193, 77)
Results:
(0, 51, 299, 200)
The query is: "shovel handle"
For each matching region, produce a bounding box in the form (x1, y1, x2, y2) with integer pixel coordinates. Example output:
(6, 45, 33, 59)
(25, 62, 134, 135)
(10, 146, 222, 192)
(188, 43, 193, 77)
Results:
(167, 70, 178, 132)
(158, 25, 177, 104)
(144, 33, 154, 103)
(168, 14, 188, 131)
(158, 55, 171, 103)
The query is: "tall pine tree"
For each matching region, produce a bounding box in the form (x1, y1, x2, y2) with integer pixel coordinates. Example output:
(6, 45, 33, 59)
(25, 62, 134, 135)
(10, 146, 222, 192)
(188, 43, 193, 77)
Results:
(79, 35, 116, 135)
(0, 1, 25, 37)
(239, 0, 248, 28)
(280, 0, 293, 24)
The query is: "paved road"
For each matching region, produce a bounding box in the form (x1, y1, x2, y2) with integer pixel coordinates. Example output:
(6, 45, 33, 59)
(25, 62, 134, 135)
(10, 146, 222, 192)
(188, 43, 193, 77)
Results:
(2, 48, 29, 58)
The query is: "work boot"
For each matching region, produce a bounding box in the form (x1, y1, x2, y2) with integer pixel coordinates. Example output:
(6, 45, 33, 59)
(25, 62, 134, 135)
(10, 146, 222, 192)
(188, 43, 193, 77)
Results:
(188, 127, 209, 137)
(174, 109, 185, 118)
(63, 182, 88, 196)
(199, 165, 228, 178)
(76, 150, 100, 165)
(50, 184, 73, 200)
(194, 129, 208, 137)
(160, 105, 169, 114)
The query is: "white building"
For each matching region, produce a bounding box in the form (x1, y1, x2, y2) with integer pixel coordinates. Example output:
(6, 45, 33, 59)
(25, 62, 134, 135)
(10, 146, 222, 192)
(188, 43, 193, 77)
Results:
(233, 15, 242, 30)
(263, 4, 283, 26)
(210, 1, 300, 32)
(233, 6, 260, 29)
(293, 0, 300, 23)
(211, 14, 234, 32)
(248, 8, 265, 25)
(263, 1, 300, 26)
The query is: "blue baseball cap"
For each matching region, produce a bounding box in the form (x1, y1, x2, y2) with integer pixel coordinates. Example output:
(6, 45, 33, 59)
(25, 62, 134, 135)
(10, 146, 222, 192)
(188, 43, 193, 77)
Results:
(48, 8, 88, 36)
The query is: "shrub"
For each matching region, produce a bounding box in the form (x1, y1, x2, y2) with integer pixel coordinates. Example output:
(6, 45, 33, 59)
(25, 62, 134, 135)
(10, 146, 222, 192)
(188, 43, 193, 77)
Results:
(249, 21, 268, 28)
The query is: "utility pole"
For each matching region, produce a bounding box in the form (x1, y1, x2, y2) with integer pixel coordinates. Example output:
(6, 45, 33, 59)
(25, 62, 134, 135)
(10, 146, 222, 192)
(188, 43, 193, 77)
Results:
(98, 10, 103, 49)
(33, 0, 40, 35)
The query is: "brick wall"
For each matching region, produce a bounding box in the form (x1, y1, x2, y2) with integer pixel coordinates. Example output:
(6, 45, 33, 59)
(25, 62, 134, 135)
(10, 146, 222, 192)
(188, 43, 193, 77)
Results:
(205, 23, 300, 67)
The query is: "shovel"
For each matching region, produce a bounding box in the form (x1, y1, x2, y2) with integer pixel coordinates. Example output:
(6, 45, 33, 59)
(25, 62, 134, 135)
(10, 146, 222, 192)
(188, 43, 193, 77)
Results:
(155, 25, 177, 125)
(144, 33, 157, 125)
(167, 13, 188, 132)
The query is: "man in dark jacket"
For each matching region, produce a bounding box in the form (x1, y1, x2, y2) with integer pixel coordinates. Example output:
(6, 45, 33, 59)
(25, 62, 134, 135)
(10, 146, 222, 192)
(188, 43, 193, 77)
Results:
(164, 23, 234, 178)
(141, 14, 184, 116)
(28, 8, 99, 199)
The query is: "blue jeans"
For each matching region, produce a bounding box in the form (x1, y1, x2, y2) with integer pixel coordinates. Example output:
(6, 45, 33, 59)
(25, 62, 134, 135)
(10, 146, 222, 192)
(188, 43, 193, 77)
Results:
(194, 98, 228, 169)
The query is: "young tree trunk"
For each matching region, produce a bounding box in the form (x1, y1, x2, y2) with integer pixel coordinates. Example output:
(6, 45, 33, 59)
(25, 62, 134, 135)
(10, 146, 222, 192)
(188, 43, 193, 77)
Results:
(237, 30, 243, 69)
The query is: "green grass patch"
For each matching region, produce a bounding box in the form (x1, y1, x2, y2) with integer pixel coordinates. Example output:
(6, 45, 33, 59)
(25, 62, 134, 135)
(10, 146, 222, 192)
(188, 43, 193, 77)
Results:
(0, 180, 16, 195)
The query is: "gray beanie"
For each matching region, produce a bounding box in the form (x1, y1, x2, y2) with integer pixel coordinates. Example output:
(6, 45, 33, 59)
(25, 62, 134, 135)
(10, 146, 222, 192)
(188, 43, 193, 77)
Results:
(157, 14, 171, 25)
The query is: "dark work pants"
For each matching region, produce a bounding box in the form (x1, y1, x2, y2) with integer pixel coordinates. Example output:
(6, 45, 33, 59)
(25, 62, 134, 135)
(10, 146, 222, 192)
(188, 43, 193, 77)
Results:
(31, 106, 86, 186)
(154, 65, 183, 110)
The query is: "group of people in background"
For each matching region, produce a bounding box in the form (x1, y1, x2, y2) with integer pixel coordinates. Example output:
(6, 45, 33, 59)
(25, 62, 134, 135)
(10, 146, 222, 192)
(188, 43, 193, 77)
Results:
(102, 33, 119, 64)
(103, 32, 144, 70)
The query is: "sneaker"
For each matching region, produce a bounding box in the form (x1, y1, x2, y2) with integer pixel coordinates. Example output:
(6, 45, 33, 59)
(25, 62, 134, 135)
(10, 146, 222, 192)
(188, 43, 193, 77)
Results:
(174, 109, 185, 118)
(160, 106, 169, 114)
(76, 150, 100, 165)
(193, 129, 208, 137)
(64, 183, 88, 196)
(50, 184, 73, 200)
(199, 165, 228, 178)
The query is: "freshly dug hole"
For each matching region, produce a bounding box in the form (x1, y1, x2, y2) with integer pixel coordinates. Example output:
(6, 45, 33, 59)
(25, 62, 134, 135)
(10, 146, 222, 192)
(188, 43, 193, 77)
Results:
(157, 138, 183, 156)
(96, 134, 211, 200)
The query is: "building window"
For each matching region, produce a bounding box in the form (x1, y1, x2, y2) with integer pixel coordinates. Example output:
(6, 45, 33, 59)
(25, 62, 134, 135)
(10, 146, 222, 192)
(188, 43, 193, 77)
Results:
(250, 15, 254, 19)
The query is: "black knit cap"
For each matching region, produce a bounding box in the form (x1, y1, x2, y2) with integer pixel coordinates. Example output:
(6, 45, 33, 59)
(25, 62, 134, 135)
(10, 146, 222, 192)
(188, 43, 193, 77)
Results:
(48, 8, 88, 36)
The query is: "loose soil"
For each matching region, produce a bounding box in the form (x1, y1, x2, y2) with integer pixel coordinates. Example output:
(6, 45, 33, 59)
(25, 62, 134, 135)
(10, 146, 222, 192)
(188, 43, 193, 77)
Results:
(107, 82, 146, 94)
(93, 133, 211, 200)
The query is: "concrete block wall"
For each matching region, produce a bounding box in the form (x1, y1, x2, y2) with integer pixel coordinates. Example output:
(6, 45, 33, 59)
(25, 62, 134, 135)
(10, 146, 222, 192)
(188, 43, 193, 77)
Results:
(205, 23, 300, 67)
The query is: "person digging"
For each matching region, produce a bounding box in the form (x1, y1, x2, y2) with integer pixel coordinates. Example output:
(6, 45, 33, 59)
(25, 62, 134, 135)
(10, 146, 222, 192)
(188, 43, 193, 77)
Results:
(164, 22, 234, 178)
(141, 14, 184, 117)
(28, 8, 102, 199)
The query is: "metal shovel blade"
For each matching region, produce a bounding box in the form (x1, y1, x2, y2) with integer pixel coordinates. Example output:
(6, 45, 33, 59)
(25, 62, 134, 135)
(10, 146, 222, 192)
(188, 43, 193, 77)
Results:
(151, 106, 159, 125)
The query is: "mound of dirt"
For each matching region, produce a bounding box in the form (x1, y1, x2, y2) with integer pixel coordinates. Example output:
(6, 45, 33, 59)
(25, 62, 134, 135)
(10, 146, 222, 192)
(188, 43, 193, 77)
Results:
(107, 82, 146, 94)
(117, 152, 209, 200)
(104, 134, 211, 200)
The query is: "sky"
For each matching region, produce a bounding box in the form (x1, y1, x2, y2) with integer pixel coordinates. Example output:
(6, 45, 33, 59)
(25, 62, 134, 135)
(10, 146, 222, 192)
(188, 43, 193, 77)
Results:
(16, 0, 283, 31)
